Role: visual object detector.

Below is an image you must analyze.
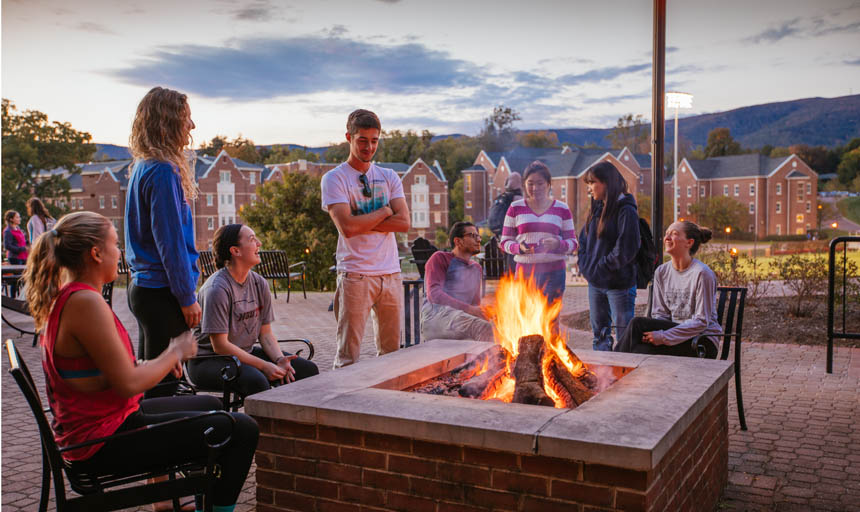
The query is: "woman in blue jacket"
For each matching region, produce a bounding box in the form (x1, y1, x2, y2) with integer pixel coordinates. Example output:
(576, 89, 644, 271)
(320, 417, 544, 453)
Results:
(577, 162, 640, 351)
(125, 87, 201, 397)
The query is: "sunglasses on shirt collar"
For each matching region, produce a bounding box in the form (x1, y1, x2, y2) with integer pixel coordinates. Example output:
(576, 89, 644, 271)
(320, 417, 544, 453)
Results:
(358, 174, 372, 198)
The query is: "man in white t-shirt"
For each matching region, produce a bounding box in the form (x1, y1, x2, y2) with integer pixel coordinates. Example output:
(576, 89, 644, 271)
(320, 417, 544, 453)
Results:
(321, 109, 411, 368)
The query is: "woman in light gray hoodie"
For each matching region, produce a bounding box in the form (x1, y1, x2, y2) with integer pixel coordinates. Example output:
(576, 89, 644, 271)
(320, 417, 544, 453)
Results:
(614, 220, 721, 357)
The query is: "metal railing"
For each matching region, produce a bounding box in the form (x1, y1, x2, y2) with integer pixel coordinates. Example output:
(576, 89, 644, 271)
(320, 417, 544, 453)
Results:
(826, 236, 860, 373)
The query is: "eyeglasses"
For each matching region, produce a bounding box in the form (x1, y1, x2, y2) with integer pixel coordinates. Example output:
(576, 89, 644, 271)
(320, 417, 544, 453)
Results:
(358, 174, 372, 198)
(461, 233, 481, 240)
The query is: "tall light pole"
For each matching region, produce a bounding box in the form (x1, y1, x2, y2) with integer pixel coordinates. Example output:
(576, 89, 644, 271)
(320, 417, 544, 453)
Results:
(666, 91, 693, 223)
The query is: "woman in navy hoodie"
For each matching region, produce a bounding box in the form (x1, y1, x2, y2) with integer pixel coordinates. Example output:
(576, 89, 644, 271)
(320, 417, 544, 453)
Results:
(125, 87, 200, 398)
(577, 162, 640, 351)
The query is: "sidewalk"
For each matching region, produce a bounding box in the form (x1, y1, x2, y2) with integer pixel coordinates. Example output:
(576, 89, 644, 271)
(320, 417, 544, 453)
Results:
(2, 286, 859, 511)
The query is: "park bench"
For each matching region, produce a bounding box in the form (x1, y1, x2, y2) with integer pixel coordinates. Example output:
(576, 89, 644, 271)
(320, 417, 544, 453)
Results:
(197, 250, 218, 282)
(256, 250, 306, 302)
(5, 340, 229, 512)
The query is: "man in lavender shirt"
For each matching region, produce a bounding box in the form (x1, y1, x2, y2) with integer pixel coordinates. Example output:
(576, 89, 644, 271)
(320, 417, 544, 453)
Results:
(421, 222, 494, 343)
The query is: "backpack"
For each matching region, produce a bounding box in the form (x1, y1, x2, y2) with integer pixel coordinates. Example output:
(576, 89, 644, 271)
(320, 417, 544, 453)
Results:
(635, 217, 658, 289)
(488, 192, 515, 236)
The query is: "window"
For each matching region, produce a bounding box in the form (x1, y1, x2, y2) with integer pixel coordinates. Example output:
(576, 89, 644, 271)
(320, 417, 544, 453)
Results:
(700, 186, 705, 197)
(676, 204, 680, 215)
(686, 204, 691, 214)
(251, 194, 256, 203)
(433, 193, 440, 205)
(221, 216, 226, 227)
(220, 195, 225, 205)
(749, 202, 755, 213)
(99, 196, 105, 209)
(250, 173, 256, 185)
(111, 195, 118, 209)
(806, 202, 810, 213)
(207, 194, 213, 206)
(465, 200, 473, 209)
(776, 201, 781, 213)
(749, 224, 754, 232)
(796, 214, 804, 223)
(798, 188, 803, 202)
(734, 184, 739, 196)
(434, 211, 441, 223)
(112, 219, 119, 230)
(77, 199, 83, 209)
(685, 185, 690, 198)
(750, 184, 755, 196)
(776, 224, 781, 235)
(806, 183, 811, 194)
(723, 185, 729, 196)
(207, 217, 214, 230)
(220, 171, 231, 183)
(465, 175, 472, 193)
(561, 185, 567, 198)
(415, 175, 426, 184)
(228, 195, 232, 205)
(776, 183, 782, 195)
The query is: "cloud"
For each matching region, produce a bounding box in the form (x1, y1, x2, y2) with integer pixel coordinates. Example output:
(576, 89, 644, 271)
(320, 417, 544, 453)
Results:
(231, 1, 276, 21)
(745, 18, 803, 44)
(581, 91, 650, 104)
(109, 36, 485, 101)
(844, 57, 860, 66)
(811, 20, 860, 37)
(324, 24, 349, 38)
(75, 21, 116, 35)
(557, 63, 650, 86)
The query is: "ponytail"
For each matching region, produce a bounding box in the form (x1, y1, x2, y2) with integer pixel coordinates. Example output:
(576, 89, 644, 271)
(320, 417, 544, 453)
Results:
(679, 221, 713, 255)
(23, 212, 111, 329)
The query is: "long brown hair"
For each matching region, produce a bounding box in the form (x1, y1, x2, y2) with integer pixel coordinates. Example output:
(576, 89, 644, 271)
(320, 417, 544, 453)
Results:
(23, 212, 111, 329)
(129, 87, 197, 201)
(584, 161, 628, 238)
(26, 198, 54, 229)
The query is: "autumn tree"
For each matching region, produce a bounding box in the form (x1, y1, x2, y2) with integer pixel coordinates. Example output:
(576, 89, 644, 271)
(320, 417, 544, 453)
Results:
(422, 136, 481, 183)
(375, 129, 432, 163)
(517, 130, 560, 148)
(704, 128, 742, 158)
(607, 114, 649, 153)
(240, 172, 338, 290)
(265, 145, 320, 165)
(198, 135, 229, 156)
(1, 99, 95, 217)
(478, 105, 520, 152)
(323, 142, 350, 163)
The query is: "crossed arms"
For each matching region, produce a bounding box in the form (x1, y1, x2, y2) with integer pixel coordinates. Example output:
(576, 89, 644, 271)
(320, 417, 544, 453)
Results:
(327, 197, 410, 238)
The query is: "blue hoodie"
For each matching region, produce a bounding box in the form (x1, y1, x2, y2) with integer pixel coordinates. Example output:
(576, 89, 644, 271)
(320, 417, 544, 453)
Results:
(125, 159, 199, 307)
(577, 193, 640, 290)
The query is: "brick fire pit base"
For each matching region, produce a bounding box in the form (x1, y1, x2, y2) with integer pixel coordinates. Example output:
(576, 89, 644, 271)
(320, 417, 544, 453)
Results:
(247, 340, 733, 511)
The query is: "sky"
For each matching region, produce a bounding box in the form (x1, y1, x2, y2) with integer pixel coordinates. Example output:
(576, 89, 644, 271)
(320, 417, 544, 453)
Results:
(2, 0, 859, 148)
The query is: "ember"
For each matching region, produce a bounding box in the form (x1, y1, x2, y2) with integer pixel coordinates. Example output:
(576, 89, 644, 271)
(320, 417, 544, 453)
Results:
(407, 269, 618, 408)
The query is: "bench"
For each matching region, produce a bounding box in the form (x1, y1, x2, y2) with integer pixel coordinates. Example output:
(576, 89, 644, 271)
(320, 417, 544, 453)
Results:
(256, 250, 306, 302)
(197, 250, 218, 282)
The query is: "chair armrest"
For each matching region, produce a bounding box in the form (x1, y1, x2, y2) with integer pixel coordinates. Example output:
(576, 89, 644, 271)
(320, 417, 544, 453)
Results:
(278, 338, 314, 361)
(288, 261, 306, 270)
(58, 410, 235, 453)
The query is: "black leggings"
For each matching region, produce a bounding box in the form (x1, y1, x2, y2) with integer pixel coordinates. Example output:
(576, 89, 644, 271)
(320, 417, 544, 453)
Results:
(614, 316, 716, 358)
(128, 283, 187, 397)
(71, 395, 258, 506)
(187, 346, 319, 398)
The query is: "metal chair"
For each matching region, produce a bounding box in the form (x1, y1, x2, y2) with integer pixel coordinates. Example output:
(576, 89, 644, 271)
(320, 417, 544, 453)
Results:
(402, 280, 423, 348)
(5, 339, 231, 512)
(409, 237, 438, 280)
(256, 250, 306, 302)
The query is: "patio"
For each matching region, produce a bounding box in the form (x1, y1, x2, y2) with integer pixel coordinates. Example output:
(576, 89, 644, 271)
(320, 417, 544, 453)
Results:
(2, 285, 859, 511)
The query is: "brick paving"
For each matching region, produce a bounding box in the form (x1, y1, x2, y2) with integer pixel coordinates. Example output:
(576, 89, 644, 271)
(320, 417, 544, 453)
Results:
(2, 283, 859, 511)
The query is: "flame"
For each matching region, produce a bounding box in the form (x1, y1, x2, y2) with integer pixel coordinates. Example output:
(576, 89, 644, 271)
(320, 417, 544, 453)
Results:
(482, 267, 577, 408)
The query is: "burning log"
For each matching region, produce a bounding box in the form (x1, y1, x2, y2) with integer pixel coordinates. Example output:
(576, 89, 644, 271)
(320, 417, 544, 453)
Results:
(512, 335, 554, 406)
(459, 350, 507, 398)
(547, 356, 596, 407)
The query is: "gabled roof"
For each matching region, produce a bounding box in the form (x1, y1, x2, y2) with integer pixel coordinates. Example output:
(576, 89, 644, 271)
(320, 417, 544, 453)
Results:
(634, 154, 651, 169)
(67, 174, 83, 191)
(231, 158, 265, 170)
(685, 154, 791, 180)
(786, 170, 809, 179)
(431, 160, 447, 182)
(374, 161, 411, 174)
(463, 165, 486, 172)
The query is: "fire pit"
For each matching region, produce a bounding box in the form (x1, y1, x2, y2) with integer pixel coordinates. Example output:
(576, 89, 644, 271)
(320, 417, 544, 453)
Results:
(246, 274, 733, 511)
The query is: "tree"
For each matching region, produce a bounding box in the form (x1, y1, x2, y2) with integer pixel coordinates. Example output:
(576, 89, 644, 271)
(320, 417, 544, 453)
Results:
(223, 136, 260, 164)
(1, 99, 95, 218)
(264, 145, 320, 165)
(688, 196, 747, 232)
(704, 128, 742, 158)
(421, 136, 481, 183)
(478, 105, 520, 152)
(836, 148, 860, 187)
(517, 130, 559, 149)
(198, 135, 228, 156)
(636, 193, 673, 230)
(240, 173, 338, 291)
(607, 114, 649, 153)
(448, 178, 464, 224)
(768, 146, 791, 158)
(375, 129, 432, 164)
(817, 201, 839, 230)
(323, 142, 350, 163)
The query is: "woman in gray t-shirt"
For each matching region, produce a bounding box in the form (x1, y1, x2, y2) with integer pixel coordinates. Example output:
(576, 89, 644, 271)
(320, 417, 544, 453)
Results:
(614, 221, 721, 357)
(187, 224, 318, 397)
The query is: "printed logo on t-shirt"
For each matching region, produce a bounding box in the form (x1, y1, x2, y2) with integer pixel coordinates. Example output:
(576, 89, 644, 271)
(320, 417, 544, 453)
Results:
(233, 300, 263, 335)
(351, 177, 389, 216)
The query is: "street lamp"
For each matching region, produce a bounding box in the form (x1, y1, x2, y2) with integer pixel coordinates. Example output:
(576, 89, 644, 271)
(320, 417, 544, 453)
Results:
(666, 91, 693, 223)
(725, 226, 731, 250)
(832, 222, 838, 229)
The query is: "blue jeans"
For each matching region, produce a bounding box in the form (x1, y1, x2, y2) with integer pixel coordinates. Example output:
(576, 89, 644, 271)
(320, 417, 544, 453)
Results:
(518, 265, 566, 305)
(588, 284, 636, 351)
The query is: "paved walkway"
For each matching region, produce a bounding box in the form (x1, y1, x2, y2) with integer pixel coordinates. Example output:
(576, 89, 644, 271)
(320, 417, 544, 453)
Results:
(2, 285, 859, 511)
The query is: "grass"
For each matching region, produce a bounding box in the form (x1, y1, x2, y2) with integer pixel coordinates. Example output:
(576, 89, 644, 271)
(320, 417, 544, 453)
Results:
(715, 250, 860, 275)
(836, 197, 860, 226)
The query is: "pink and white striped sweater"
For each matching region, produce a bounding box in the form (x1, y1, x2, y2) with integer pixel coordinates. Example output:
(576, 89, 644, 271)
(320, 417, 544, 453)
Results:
(499, 199, 577, 272)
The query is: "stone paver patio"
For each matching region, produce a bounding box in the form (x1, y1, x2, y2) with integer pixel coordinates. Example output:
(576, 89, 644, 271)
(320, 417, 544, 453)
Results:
(2, 283, 858, 511)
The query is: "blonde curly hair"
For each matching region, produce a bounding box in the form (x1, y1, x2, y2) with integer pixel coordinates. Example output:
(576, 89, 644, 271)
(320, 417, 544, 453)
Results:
(129, 87, 197, 201)
(23, 211, 112, 330)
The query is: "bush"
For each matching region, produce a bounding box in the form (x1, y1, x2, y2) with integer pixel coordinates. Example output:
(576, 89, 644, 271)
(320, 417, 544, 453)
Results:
(769, 254, 828, 317)
(699, 251, 771, 306)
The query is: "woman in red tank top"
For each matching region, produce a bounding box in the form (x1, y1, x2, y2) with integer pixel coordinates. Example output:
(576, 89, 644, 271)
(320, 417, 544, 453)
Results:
(24, 211, 258, 512)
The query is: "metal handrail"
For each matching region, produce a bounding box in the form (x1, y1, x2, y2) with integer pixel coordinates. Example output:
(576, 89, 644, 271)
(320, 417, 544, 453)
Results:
(826, 236, 860, 373)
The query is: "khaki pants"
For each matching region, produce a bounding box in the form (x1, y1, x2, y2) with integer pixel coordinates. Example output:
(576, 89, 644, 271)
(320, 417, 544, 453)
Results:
(334, 272, 403, 368)
(420, 301, 495, 343)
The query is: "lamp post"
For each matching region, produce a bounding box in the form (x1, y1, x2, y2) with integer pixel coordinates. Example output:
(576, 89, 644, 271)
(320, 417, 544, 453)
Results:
(666, 92, 693, 223)
(725, 226, 731, 251)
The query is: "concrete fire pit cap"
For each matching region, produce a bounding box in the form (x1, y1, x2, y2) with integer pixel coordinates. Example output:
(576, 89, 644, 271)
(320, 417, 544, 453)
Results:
(246, 339, 733, 470)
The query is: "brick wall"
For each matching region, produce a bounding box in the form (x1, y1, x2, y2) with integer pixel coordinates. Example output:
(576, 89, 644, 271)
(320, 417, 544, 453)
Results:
(252, 383, 728, 512)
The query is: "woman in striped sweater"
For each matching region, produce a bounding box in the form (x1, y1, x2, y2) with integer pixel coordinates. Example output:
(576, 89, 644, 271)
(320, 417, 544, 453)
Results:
(499, 161, 577, 304)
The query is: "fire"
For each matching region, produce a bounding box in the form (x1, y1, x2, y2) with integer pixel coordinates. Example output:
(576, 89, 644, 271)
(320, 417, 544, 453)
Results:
(482, 268, 584, 408)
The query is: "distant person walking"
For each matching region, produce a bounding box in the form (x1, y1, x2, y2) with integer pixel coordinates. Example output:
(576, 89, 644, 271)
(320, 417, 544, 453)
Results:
(4, 210, 29, 298)
(499, 161, 577, 304)
(26, 198, 56, 243)
(125, 87, 201, 397)
(577, 161, 640, 351)
(321, 109, 410, 368)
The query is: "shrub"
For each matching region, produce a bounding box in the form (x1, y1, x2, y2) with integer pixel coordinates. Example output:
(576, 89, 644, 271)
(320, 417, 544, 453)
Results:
(769, 254, 828, 317)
